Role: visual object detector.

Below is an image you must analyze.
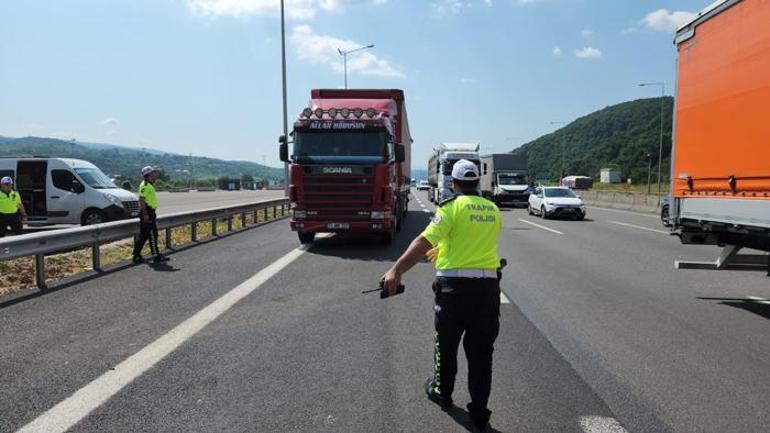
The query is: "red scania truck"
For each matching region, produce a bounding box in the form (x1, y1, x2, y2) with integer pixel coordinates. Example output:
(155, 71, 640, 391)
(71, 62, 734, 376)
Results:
(279, 89, 412, 244)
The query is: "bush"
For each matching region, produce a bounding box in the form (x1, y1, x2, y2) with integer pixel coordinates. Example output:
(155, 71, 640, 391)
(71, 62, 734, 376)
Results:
(121, 180, 132, 190)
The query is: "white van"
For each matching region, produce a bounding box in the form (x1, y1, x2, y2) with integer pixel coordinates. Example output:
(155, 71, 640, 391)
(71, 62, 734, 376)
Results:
(0, 157, 140, 225)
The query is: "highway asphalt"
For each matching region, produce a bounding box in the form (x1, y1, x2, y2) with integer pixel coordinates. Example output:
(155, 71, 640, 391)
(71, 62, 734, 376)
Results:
(1, 189, 769, 432)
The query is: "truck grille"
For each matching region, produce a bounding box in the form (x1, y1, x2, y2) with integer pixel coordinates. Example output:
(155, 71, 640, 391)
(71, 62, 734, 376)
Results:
(302, 174, 374, 207)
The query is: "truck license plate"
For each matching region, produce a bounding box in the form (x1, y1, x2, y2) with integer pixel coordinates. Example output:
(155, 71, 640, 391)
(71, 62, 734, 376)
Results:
(327, 223, 349, 229)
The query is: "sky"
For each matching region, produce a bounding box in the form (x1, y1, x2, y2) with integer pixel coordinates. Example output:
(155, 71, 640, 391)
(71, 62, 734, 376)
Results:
(0, 0, 711, 167)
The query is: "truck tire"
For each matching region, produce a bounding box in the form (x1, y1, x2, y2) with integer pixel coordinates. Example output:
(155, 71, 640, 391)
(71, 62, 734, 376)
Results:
(81, 209, 106, 226)
(298, 232, 315, 244)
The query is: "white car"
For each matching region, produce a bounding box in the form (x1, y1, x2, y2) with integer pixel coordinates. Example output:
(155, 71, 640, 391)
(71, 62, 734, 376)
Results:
(416, 180, 430, 191)
(528, 186, 586, 220)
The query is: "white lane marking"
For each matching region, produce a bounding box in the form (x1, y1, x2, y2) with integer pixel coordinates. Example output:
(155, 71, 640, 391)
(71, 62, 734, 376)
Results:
(608, 220, 669, 235)
(579, 416, 628, 433)
(420, 204, 426, 208)
(517, 218, 564, 235)
(17, 245, 313, 433)
(423, 209, 432, 214)
(587, 206, 658, 219)
(747, 296, 770, 305)
(500, 291, 511, 304)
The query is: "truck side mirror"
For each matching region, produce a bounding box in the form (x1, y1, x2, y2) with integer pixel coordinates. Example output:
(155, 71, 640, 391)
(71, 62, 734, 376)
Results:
(278, 135, 289, 162)
(394, 144, 405, 163)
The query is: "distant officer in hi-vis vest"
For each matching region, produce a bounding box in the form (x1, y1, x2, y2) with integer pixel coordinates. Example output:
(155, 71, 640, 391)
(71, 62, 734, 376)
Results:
(0, 176, 28, 237)
(132, 166, 169, 264)
(382, 159, 502, 431)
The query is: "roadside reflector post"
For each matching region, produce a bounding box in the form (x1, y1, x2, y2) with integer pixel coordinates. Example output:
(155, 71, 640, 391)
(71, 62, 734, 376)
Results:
(241, 212, 246, 228)
(211, 219, 217, 236)
(165, 228, 173, 250)
(92, 243, 101, 271)
(35, 254, 46, 290)
(191, 222, 197, 242)
(227, 215, 233, 232)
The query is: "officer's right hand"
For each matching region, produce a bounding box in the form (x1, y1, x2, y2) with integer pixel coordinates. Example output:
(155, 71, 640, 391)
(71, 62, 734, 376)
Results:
(381, 267, 401, 297)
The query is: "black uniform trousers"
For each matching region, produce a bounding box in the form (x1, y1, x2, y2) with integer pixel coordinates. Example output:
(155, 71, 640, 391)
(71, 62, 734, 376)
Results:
(0, 212, 23, 237)
(432, 276, 500, 417)
(133, 208, 159, 257)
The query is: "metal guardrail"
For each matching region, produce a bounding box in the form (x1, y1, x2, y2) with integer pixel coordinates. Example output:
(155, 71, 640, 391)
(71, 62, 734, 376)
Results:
(0, 198, 290, 290)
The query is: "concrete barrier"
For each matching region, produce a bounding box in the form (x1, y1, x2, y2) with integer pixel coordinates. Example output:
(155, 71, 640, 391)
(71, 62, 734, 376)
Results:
(579, 190, 662, 214)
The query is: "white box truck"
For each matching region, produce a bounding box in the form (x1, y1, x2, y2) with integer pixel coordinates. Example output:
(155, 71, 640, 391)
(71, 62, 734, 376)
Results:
(427, 142, 481, 204)
(479, 154, 529, 207)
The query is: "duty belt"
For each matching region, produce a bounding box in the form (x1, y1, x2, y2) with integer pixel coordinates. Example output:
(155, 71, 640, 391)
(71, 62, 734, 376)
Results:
(436, 269, 498, 279)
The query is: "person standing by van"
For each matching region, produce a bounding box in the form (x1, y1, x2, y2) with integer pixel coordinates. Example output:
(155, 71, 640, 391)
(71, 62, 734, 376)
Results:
(132, 166, 168, 264)
(0, 176, 27, 237)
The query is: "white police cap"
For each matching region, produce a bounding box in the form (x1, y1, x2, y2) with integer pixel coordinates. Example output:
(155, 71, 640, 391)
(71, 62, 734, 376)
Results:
(0, 176, 13, 184)
(451, 159, 480, 181)
(141, 166, 155, 176)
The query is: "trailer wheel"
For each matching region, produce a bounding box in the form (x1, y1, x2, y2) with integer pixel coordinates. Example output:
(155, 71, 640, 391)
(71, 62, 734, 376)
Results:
(298, 232, 315, 244)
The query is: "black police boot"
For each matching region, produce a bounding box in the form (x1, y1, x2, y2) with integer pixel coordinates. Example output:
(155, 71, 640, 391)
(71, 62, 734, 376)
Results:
(424, 377, 453, 408)
(153, 254, 170, 263)
(466, 403, 491, 431)
(132, 255, 144, 264)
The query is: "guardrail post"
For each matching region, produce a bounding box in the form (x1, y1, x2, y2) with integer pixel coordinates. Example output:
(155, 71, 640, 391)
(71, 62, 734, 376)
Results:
(227, 215, 233, 232)
(241, 212, 246, 228)
(165, 228, 173, 250)
(35, 254, 46, 290)
(263, 208, 268, 222)
(254, 209, 259, 225)
(272, 206, 276, 219)
(92, 243, 101, 271)
(191, 222, 197, 242)
(211, 219, 217, 236)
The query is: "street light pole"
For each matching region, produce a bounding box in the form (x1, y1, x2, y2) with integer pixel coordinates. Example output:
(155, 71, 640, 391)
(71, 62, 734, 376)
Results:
(640, 82, 666, 194)
(550, 121, 567, 181)
(337, 45, 374, 89)
(280, 0, 289, 197)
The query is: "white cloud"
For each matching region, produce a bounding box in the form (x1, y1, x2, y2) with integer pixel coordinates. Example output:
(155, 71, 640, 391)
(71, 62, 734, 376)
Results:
(106, 130, 120, 137)
(642, 9, 696, 32)
(552, 46, 562, 56)
(621, 27, 638, 35)
(574, 46, 602, 59)
(581, 28, 593, 38)
(460, 78, 478, 84)
(100, 117, 119, 127)
(186, 0, 386, 20)
(432, 0, 491, 15)
(291, 25, 405, 78)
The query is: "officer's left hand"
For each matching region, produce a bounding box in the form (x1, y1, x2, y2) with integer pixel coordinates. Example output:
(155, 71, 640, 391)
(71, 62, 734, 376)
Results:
(381, 267, 401, 297)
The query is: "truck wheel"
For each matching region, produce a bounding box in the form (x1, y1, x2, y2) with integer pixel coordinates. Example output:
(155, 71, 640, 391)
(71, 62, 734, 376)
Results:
(298, 232, 315, 244)
(81, 209, 105, 226)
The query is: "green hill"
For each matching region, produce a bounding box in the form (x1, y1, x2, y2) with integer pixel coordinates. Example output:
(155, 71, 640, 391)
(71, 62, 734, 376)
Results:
(0, 136, 284, 183)
(513, 97, 673, 184)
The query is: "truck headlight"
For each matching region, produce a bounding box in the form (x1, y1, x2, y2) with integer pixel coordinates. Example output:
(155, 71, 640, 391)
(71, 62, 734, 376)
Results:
(103, 192, 123, 207)
(294, 210, 306, 219)
(371, 211, 385, 220)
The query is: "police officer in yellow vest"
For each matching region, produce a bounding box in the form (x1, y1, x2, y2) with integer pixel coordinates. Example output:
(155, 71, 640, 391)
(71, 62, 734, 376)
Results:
(132, 166, 168, 264)
(382, 159, 501, 431)
(0, 176, 28, 237)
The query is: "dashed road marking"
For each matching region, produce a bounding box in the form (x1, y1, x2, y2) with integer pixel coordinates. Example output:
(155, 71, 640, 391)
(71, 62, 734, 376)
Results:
(579, 416, 628, 433)
(17, 243, 315, 433)
(500, 291, 511, 304)
(587, 206, 659, 219)
(518, 218, 564, 235)
(608, 220, 669, 235)
(747, 296, 770, 305)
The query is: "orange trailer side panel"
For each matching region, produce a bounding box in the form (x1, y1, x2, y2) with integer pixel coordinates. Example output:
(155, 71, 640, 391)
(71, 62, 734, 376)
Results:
(673, 0, 770, 199)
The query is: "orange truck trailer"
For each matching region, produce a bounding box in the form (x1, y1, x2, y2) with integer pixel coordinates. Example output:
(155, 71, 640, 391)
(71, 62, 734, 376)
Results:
(671, 0, 770, 270)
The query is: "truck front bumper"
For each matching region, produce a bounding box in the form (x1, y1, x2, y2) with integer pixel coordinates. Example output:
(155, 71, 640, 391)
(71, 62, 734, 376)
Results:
(291, 219, 394, 233)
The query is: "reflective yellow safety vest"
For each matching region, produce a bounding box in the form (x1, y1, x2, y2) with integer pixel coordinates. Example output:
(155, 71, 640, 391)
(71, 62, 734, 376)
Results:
(139, 180, 158, 210)
(421, 194, 501, 270)
(0, 190, 22, 215)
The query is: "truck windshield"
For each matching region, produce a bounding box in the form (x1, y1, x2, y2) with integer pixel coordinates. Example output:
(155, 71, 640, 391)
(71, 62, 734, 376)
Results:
(442, 159, 481, 175)
(293, 131, 387, 164)
(498, 175, 526, 186)
(74, 167, 117, 189)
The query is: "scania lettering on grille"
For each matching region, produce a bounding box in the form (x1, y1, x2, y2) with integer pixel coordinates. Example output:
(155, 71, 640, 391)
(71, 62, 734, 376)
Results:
(322, 167, 354, 174)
